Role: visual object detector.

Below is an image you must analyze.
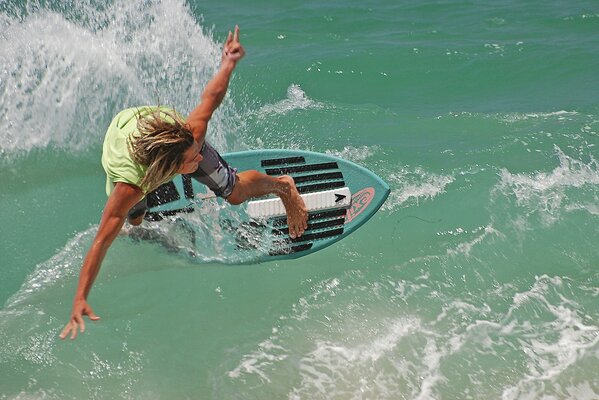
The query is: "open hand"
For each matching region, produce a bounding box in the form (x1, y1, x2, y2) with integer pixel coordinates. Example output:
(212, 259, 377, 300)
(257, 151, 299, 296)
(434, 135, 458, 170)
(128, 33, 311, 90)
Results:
(222, 25, 245, 63)
(59, 299, 100, 340)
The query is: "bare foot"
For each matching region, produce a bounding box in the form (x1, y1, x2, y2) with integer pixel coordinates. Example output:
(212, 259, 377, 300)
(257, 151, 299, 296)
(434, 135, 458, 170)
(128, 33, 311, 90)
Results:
(277, 175, 308, 238)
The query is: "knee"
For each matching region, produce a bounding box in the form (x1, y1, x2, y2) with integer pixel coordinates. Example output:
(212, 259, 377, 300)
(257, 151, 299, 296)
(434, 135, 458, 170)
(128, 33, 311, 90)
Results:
(226, 192, 244, 206)
(128, 215, 145, 226)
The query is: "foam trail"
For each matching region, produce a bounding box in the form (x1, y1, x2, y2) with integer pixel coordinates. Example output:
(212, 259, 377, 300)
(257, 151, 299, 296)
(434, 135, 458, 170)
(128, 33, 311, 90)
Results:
(0, 0, 234, 157)
(125, 201, 274, 264)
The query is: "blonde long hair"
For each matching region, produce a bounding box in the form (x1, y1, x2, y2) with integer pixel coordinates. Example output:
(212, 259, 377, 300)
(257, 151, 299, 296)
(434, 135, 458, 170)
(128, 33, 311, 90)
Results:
(128, 108, 194, 192)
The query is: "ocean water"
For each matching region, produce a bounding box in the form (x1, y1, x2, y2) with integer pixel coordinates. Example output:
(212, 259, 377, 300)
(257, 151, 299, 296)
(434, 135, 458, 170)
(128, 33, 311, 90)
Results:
(1, 0, 599, 398)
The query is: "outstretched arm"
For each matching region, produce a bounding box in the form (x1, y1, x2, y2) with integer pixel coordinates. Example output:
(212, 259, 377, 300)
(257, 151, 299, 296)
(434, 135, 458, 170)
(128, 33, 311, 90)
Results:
(60, 182, 143, 340)
(186, 25, 245, 143)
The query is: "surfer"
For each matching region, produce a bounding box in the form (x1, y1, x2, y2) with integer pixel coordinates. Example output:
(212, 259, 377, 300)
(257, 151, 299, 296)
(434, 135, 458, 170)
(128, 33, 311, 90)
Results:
(60, 26, 308, 340)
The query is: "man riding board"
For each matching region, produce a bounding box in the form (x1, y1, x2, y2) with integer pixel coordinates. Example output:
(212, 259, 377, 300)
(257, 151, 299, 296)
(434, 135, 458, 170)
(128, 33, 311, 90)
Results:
(60, 26, 308, 340)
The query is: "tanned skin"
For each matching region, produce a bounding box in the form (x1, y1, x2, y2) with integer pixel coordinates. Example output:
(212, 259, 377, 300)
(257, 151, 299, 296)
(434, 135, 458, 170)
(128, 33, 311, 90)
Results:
(60, 26, 307, 340)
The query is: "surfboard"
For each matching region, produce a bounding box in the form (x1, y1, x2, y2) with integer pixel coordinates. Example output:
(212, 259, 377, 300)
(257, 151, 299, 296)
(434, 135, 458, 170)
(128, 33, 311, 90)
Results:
(143, 149, 390, 261)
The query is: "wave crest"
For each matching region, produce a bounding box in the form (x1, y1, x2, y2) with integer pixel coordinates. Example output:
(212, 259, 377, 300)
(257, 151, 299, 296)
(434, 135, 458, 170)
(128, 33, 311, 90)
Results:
(0, 0, 228, 157)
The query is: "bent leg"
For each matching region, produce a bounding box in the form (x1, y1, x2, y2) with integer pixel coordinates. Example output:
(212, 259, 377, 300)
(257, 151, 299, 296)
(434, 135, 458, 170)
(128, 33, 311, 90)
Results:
(186, 143, 307, 237)
(227, 171, 308, 238)
(128, 214, 145, 226)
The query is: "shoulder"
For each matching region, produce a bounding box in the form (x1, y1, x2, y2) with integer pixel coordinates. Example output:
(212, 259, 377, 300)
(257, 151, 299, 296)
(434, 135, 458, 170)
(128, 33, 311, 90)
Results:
(113, 181, 144, 196)
(106, 182, 144, 214)
(98, 181, 145, 220)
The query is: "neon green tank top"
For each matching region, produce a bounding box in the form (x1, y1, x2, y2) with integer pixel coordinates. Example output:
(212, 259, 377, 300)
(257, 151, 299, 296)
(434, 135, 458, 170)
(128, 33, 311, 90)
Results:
(101, 106, 182, 196)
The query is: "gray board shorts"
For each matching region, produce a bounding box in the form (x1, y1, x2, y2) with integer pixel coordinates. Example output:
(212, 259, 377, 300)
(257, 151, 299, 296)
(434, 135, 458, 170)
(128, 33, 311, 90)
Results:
(128, 141, 237, 220)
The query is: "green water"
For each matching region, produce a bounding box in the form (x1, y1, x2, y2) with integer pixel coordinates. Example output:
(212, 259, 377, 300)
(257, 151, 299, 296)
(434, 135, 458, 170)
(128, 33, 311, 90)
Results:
(1, 0, 599, 398)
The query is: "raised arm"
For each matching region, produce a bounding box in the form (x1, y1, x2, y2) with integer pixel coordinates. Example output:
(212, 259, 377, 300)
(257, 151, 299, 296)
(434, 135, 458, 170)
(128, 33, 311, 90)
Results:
(186, 25, 245, 142)
(60, 182, 143, 340)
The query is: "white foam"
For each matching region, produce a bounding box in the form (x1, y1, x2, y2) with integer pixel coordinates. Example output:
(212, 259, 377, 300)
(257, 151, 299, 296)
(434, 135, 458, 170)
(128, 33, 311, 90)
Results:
(565, 199, 599, 216)
(495, 146, 599, 225)
(382, 167, 454, 212)
(227, 272, 462, 399)
(0, 0, 232, 157)
(445, 224, 503, 258)
(288, 318, 422, 399)
(125, 202, 274, 264)
(227, 277, 350, 385)
(226, 338, 288, 383)
(500, 110, 580, 124)
(484, 42, 505, 55)
(325, 145, 378, 163)
(256, 84, 323, 118)
(564, 13, 599, 20)
(501, 275, 599, 399)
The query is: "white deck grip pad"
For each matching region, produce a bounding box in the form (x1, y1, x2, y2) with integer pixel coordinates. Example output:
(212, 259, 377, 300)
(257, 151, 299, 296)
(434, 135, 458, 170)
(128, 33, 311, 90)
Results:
(247, 187, 352, 218)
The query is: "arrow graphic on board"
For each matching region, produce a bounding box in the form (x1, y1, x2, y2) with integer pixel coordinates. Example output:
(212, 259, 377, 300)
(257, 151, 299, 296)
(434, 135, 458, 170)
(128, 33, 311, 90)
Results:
(335, 193, 346, 203)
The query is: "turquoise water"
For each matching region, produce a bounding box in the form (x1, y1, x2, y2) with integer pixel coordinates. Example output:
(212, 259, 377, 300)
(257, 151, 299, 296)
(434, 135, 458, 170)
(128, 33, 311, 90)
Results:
(2, 0, 599, 398)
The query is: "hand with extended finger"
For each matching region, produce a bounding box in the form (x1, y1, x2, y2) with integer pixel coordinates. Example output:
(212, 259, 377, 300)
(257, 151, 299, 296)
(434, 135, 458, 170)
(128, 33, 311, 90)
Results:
(59, 298, 100, 340)
(222, 25, 245, 63)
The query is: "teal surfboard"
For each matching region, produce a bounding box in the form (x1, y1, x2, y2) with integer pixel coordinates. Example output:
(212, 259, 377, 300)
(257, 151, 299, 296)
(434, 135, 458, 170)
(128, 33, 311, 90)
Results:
(144, 149, 389, 261)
